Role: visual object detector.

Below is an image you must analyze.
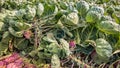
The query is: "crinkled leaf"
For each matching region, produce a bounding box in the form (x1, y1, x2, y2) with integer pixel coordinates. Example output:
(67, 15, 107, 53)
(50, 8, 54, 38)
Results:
(90, 6, 104, 14)
(95, 38, 112, 61)
(96, 21, 120, 34)
(60, 39, 71, 57)
(93, 53, 109, 64)
(67, 2, 77, 12)
(51, 54, 60, 68)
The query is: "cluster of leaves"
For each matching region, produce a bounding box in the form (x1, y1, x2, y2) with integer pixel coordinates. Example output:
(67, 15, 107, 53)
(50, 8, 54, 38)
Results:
(0, 0, 120, 68)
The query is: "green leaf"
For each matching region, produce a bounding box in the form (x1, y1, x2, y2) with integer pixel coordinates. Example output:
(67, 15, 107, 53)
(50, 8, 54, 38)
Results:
(51, 54, 60, 68)
(59, 1, 68, 10)
(47, 43, 60, 55)
(13, 38, 29, 50)
(0, 13, 6, 21)
(8, 27, 23, 38)
(43, 33, 57, 43)
(24, 5, 36, 20)
(0, 21, 4, 31)
(114, 39, 120, 50)
(95, 38, 112, 61)
(36, 3, 44, 17)
(93, 54, 108, 64)
(0, 0, 5, 6)
(1, 31, 13, 44)
(96, 20, 120, 34)
(90, 6, 104, 14)
(15, 22, 32, 30)
(43, 3, 58, 16)
(29, 46, 43, 57)
(37, 52, 46, 59)
(0, 42, 8, 56)
(76, 1, 89, 16)
(85, 11, 101, 23)
(101, 15, 113, 21)
(102, 0, 110, 3)
(112, 11, 120, 24)
(63, 27, 73, 38)
(15, 9, 26, 19)
(60, 39, 71, 57)
(67, 2, 77, 12)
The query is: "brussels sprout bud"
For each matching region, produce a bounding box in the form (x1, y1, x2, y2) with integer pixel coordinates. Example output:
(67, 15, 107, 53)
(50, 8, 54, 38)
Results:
(86, 11, 101, 23)
(76, 1, 89, 16)
(25, 5, 36, 20)
(90, 6, 104, 14)
(15, 9, 26, 19)
(61, 12, 79, 26)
